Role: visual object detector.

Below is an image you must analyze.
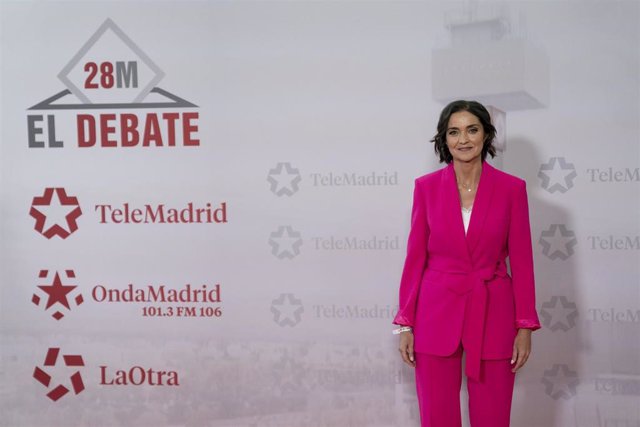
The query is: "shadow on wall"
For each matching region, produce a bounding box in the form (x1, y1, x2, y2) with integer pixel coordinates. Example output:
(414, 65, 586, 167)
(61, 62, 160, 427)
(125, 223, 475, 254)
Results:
(506, 137, 581, 427)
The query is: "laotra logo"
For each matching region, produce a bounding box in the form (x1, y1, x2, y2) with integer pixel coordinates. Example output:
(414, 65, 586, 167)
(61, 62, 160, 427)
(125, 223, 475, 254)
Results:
(27, 18, 199, 149)
(33, 347, 85, 402)
(33, 347, 181, 402)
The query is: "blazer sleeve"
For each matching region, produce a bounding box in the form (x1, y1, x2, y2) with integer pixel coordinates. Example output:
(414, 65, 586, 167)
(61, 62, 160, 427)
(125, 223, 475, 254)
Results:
(393, 179, 429, 327)
(508, 180, 542, 330)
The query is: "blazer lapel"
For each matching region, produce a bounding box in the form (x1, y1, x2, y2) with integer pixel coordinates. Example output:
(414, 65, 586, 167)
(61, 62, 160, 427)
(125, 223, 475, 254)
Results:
(466, 161, 496, 257)
(443, 163, 472, 263)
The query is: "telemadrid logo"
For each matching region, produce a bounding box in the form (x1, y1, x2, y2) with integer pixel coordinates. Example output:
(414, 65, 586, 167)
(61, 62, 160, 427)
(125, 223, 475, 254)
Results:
(540, 295, 578, 332)
(538, 224, 577, 260)
(30, 188, 228, 238)
(538, 157, 577, 194)
(30, 188, 82, 239)
(541, 363, 579, 400)
(271, 293, 304, 327)
(27, 18, 199, 149)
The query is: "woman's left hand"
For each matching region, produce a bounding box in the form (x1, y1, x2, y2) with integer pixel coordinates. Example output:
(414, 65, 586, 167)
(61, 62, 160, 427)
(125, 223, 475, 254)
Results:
(511, 329, 532, 373)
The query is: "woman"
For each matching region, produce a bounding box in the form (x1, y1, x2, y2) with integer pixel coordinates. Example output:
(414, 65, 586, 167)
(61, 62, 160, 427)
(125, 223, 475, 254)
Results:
(393, 100, 541, 427)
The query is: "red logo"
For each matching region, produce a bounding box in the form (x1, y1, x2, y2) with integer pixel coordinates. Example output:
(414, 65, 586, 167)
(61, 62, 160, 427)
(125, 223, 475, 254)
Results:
(33, 348, 85, 401)
(29, 188, 82, 239)
(32, 270, 83, 320)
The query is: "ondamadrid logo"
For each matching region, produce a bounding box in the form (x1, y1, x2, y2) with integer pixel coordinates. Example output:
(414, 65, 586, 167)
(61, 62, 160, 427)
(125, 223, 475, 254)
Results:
(32, 270, 84, 320)
(33, 347, 85, 402)
(30, 188, 82, 239)
(27, 18, 199, 149)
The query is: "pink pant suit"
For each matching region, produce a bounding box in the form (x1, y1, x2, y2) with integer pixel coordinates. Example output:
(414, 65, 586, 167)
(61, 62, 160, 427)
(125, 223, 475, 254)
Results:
(394, 162, 541, 427)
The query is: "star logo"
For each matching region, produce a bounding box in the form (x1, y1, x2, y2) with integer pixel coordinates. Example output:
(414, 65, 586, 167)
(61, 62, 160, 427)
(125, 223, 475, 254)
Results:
(32, 270, 83, 320)
(541, 363, 579, 400)
(271, 293, 304, 327)
(269, 225, 303, 259)
(539, 224, 577, 260)
(33, 347, 85, 402)
(540, 296, 578, 332)
(29, 188, 82, 239)
(538, 157, 577, 194)
(267, 162, 302, 196)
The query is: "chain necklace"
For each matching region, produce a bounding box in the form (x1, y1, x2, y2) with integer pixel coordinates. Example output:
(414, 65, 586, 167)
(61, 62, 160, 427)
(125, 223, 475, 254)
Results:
(457, 180, 476, 192)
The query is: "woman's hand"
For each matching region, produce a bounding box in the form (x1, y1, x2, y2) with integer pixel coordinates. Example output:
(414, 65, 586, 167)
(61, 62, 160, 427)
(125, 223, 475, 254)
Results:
(511, 328, 532, 373)
(399, 330, 416, 367)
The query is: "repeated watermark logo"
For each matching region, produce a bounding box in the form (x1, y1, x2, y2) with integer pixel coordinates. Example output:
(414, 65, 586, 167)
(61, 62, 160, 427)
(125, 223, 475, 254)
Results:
(30, 188, 82, 239)
(313, 304, 398, 320)
(266, 162, 398, 196)
(269, 226, 303, 259)
(541, 363, 579, 400)
(271, 293, 304, 327)
(27, 18, 199, 150)
(310, 171, 398, 187)
(268, 228, 400, 258)
(539, 224, 577, 260)
(587, 235, 640, 250)
(586, 167, 640, 183)
(538, 157, 639, 191)
(538, 157, 577, 193)
(33, 347, 86, 402)
(540, 296, 578, 332)
(587, 307, 640, 323)
(267, 162, 302, 197)
(595, 376, 640, 396)
(311, 235, 399, 251)
(31, 270, 84, 320)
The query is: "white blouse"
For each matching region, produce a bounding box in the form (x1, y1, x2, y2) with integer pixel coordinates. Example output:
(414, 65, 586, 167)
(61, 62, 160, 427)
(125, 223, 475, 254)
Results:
(462, 206, 472, 234)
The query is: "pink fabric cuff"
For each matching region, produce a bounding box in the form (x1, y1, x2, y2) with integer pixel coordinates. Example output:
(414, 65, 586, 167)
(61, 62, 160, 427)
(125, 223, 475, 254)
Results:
(392, 314, 413, 328)
(516, 319, 541, 330)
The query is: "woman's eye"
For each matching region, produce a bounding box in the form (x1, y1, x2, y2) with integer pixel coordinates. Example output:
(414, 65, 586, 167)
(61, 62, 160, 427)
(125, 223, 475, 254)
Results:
(448, 130, 457, 136)
(469, 128, 478, 134)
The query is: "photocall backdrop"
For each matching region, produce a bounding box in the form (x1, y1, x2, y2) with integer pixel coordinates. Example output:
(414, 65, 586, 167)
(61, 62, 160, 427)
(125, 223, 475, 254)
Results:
(0, 1, 638, 426)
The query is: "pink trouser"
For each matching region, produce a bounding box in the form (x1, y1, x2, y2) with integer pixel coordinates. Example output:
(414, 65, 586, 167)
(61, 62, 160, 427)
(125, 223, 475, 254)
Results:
(415, 344, 516, 427)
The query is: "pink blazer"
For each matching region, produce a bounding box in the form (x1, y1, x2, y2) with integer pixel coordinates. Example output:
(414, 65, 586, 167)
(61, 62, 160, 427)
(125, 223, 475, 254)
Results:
(393, 161, 541, 381)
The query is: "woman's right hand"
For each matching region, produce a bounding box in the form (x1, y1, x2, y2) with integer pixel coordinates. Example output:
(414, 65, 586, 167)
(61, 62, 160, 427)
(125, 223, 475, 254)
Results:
(398, 330, 415, 367)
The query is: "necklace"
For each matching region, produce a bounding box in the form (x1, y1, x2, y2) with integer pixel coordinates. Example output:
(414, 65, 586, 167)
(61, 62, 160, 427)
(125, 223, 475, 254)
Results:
(457, 180, 476, 192)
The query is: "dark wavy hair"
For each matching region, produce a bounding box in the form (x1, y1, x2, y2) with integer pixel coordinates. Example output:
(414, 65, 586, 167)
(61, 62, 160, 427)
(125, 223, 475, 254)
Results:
(431, 100, 497, 164)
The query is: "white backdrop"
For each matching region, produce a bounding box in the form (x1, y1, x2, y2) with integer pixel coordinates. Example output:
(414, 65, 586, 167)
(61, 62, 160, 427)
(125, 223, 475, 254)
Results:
(1, 1, 638, 426)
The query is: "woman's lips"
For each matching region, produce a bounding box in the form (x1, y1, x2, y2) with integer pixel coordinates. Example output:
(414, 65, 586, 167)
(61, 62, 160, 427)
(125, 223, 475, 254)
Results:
(458, 147, 473, 151)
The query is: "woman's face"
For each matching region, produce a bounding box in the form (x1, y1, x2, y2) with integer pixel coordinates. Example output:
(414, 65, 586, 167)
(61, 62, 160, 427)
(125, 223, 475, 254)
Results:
(445, 111, 486, 164)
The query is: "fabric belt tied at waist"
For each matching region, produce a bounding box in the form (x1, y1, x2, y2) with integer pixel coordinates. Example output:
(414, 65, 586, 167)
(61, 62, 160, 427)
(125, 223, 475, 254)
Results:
(429, 260, 508, 382)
